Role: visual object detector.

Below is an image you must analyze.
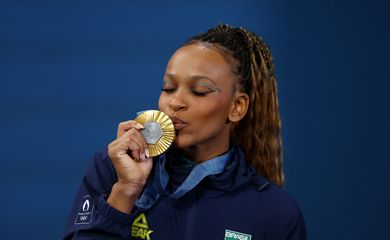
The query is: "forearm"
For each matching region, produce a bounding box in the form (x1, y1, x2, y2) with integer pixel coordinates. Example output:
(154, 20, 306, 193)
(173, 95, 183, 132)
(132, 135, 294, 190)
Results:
(63, 151, 139, 240)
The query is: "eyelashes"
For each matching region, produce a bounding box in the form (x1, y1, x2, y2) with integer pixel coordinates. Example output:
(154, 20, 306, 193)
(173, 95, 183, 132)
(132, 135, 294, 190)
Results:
(161, 88, 209, 96)
(161, 81, 221, 97)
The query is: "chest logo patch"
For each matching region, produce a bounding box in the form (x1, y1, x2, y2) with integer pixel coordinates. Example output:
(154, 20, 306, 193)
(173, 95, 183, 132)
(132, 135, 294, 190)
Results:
(224, 229, 252, 240)
(131, 213, 154, 240)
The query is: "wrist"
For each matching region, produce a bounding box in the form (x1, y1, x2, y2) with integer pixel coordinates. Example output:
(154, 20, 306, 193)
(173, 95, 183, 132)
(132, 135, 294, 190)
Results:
(113, 181, 144, 196)
(107, 182, 143, 214)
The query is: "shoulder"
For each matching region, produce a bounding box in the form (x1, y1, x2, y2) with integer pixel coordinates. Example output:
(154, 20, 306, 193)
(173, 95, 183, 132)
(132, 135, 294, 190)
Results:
(83, 149, 118, 193)
(233, 177, 300, 216)
(248, 180, 307, 239)
(255, 181, 301, 217)
(88, 149, 115, 171)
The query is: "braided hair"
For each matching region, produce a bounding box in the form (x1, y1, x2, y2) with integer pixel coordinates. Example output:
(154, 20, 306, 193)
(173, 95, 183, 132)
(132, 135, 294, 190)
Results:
(184, 24, 284, 187)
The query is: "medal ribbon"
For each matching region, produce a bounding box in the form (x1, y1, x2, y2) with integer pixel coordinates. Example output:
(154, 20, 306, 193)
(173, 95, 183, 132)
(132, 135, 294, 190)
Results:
(135, 149, 233, 210)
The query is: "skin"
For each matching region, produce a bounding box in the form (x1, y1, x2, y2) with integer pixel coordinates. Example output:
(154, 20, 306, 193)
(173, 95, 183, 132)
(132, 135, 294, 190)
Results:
(159, 43, 247, 162)
(107, 43, 249, 213)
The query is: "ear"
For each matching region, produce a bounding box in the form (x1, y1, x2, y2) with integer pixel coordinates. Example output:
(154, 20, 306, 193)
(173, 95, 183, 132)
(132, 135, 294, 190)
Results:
(228, 92, 249, 122)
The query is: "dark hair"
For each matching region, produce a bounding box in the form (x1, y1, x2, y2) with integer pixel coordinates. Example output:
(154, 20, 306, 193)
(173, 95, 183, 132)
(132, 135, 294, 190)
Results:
(184, 24, 284, 187)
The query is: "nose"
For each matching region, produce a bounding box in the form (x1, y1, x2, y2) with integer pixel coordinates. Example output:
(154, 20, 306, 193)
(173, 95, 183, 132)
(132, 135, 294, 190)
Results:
(168, 90, 187, 113)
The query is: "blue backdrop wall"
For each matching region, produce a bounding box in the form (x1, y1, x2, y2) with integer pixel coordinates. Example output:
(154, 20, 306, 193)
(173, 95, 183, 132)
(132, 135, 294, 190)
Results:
(0, 0, 389, 239)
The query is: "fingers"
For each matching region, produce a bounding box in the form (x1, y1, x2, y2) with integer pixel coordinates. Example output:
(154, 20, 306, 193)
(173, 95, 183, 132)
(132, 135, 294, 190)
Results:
(126, 128, 148, 161)
(110, 128, 149, 161)
(117, 120, 144, 138)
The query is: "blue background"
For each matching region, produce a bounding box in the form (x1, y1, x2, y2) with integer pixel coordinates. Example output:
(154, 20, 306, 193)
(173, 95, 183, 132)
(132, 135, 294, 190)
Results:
(0, 0, 389, 239)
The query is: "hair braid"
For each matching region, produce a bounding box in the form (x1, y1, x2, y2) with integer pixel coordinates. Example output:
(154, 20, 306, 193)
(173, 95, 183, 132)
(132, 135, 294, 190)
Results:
(185, 24, 284, 187)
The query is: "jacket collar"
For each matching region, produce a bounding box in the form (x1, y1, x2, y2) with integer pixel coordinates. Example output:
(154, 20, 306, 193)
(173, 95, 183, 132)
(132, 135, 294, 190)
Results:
(135, 145, 269, 209)
(200, 145, 269, 198)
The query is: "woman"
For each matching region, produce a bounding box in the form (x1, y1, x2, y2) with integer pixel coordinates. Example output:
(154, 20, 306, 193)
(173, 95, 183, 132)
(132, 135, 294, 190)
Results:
(63, 24, 306, 240)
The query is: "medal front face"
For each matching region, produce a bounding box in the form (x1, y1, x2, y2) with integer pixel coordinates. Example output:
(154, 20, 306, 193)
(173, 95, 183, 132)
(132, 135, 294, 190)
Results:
(135, 110, 175, 157)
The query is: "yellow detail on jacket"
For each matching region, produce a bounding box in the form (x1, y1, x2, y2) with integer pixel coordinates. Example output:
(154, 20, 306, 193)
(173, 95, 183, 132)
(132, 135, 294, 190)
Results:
(131, 213, 153, 240)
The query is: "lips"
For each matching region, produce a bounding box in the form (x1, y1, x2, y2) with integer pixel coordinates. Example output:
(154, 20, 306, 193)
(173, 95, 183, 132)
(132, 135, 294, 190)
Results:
(170, 116, 187, 130)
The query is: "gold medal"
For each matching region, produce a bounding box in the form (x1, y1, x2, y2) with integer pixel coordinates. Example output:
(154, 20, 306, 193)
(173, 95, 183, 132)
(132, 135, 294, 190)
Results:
(135, 110, 175, 157)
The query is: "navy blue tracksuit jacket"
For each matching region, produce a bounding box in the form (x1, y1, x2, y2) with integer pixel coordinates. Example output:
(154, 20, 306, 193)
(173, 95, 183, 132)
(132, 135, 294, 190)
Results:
(63, 146, 306, 240)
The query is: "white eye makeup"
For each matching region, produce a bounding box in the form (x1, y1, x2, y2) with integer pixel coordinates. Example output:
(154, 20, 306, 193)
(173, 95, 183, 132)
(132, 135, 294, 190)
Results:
(190, 82, 221, 95)
(161, 80, 221, 96)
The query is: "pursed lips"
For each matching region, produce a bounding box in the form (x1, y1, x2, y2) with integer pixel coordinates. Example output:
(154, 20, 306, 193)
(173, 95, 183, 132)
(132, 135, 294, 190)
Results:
(170, 116, 187, 130)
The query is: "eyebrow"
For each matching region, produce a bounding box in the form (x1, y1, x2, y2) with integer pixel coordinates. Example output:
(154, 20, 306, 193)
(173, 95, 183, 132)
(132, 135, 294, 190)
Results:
(164, 73, 218, 85)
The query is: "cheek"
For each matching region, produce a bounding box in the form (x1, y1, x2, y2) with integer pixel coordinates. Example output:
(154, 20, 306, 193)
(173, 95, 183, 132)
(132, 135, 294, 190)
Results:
(195, 97, 231, 122)
(158, 94, 167, 112)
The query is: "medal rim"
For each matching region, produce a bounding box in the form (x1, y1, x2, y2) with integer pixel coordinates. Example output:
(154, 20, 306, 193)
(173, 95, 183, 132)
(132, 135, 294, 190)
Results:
(135, 110, 175, 157)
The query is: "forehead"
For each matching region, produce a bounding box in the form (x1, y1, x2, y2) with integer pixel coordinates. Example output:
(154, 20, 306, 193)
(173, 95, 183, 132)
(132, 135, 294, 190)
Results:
(165, 43, 236, 83)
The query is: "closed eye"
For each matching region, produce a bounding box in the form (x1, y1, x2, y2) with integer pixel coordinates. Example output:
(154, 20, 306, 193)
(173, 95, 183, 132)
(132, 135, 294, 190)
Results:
(161, 82, 221, 97)
(161, 88, 176, 93)
(161, 88, 208, 96)
(190, 90, 209, 96)
(189, 84, 221, 96)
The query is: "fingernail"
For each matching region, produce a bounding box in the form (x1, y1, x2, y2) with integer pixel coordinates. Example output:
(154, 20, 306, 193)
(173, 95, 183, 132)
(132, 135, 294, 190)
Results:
(145, 149, 150, 158)
(140, 152, 145, 161)
(136, 123, 145, 129)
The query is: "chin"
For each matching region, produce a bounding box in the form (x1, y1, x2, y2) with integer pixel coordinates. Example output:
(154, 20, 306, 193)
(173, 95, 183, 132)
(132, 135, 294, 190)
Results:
(171, 135, 195, 150)
(172, 140, 189, 150)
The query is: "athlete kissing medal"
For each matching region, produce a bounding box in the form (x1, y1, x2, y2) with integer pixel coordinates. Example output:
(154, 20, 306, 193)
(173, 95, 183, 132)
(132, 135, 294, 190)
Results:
(135, 110, 175, 157)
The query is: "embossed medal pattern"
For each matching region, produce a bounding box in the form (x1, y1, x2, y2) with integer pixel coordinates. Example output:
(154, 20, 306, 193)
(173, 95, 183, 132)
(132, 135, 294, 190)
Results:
(135, 110, 175, 157)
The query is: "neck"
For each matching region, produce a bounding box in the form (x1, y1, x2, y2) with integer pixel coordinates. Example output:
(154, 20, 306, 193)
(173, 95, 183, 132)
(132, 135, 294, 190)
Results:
(178, 139, 230, 163)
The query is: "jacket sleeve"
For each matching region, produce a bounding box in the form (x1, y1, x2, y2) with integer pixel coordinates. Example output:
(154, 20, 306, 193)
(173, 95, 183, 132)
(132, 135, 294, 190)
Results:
(62, 150, 139, 240)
